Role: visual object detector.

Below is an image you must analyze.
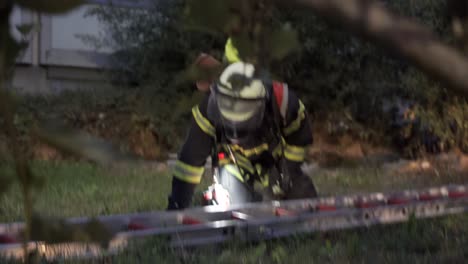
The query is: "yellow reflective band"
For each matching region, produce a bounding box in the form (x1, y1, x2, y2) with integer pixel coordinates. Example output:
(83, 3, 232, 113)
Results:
(224, 38, 241, 63)
(219, 157, 254, 175)
(173, 160, 204, 184)
(261, 174, 269, 187)
(192, 106, 215, 137)
(272, 138, 286, 158)
(255, 163, 263, 175)
(283, 101, 306, 136)
(284, 144, 306, 162)
(233, 153, 255, 174)
(255, 164, 269, 187)
(243, 168, 251, 182)
(224, 164, 244, 182)
(219, 149, 255, 174)
(220, 108, 256, 122)
(230, 143, 269, 157)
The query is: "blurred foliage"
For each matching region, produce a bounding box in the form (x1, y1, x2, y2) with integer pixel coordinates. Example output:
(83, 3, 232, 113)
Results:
(1, 0, 117, 262)
(84, 0, 468, 157)
(15, 0, 83, 14)
(14, 87, 197, 154)
(271, 0, 468, 157)
(30, 215, 112, 247)
(184, 0, 301, 65)
(1, 0, 466, 261)
(79, 0, 225, 147)
(84, 0, 225, 86)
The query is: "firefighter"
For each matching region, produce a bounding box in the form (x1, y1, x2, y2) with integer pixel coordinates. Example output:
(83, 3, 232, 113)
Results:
(166, 50, 317, 210)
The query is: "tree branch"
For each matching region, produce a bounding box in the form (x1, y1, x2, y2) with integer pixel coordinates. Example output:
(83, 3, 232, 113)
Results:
(284, 0, 468, 96)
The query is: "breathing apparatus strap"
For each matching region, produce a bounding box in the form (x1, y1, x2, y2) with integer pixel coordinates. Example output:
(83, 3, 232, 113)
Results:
(265, 80, 292, 194)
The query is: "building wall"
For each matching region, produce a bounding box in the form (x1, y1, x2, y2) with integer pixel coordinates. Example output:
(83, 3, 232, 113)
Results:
(10, 1, 141, 94)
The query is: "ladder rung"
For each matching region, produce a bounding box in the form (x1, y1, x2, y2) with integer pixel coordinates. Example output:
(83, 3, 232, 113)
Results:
(2, 183, 468, 261)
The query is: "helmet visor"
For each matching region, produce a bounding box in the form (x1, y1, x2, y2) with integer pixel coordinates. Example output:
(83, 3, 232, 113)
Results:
(214, 91, 266, 141)
(216, 92, 264, 122)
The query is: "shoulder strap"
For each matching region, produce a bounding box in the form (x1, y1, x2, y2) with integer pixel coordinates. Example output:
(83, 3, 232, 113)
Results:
(272, 81, 289, 125)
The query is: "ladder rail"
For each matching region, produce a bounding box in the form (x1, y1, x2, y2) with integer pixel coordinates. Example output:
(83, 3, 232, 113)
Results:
(1, 184, 468, 260)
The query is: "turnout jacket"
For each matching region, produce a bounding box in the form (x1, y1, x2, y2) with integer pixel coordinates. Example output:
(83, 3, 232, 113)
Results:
(168, 82, 313, 209)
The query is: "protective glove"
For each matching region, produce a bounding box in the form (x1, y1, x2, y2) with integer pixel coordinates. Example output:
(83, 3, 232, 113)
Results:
(283, 160, 318, 199)
(166, 177, 196, 210)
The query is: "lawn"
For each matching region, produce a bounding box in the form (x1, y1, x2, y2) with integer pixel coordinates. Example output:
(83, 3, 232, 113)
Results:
(0, 161, 172, 222)
(1, 160, 468, 263)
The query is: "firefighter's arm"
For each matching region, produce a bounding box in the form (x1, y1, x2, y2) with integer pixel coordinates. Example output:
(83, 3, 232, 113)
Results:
(281, 88, 313, 163)
(281, 89, 317, 198)
(167, 97, 215, 210)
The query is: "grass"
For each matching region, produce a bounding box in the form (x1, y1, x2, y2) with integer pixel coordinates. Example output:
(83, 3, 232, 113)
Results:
(1, 161, 468, 263)
(0, 161, 172, 222)
(312, 165, 468, 196)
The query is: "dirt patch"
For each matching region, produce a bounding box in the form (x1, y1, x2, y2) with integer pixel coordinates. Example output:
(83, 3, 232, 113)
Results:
(58, 110, 167, 160)
(15, 109, 168, 162)
(431, 149, 468, 172)
(308, 121, 399, 168)
(306, 120, 468, 176)
(32, 142, 63, 161)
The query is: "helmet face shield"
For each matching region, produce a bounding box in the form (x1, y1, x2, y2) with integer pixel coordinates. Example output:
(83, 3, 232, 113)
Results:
(216, 92, 264, 122)
(213, 86, 266, 143)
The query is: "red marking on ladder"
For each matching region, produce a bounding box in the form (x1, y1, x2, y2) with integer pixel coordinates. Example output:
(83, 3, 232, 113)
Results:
(419, 194, 443, 201)
(316, 204, 337, 211)
(387, 197, 412, 205)
(0, 234, 17, 244)
(275, 208, 296, 217)
(355, 201, 384, 209)
(182, 216, 202, 225)
(127, 221, 150, 231)
(448, 190, 468, 199)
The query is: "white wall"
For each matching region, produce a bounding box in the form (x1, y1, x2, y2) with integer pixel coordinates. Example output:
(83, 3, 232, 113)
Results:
(50, 4, 113, 53)
(11, 1, 151, 94)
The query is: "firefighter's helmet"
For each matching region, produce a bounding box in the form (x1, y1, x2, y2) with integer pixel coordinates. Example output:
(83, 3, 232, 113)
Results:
(211, 62, 267, 143)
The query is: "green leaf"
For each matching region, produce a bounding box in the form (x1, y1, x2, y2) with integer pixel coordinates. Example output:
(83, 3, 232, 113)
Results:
(81, 218, 113, 248)
(31, 215, 75, 244)
(231, 34, 256, 62)
(0, 27, 22, 73)
(184, 0, 232, 33)
(15, 0, 83, 14)
(183, 62, 225, 83)
(15, 23, 37, 36)
(0, 90, 16, 116)
(0, 176, 13, 196)
(269, 24, 300, 60)
(34, 122, 135, 166)
(30, 215, 112, 247)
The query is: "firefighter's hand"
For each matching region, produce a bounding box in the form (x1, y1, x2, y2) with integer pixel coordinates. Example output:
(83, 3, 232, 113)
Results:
(166, 177, 196, 210)
(283, 161, 318, 200)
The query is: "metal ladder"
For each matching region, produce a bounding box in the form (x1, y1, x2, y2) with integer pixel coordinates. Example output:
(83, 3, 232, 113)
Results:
(1, 183, 468, 260)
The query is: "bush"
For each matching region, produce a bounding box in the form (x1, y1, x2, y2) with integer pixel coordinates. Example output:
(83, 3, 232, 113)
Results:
(85, 0, 467, 156)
